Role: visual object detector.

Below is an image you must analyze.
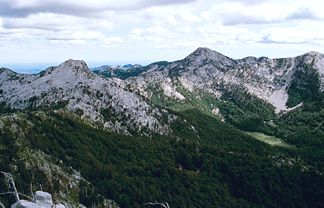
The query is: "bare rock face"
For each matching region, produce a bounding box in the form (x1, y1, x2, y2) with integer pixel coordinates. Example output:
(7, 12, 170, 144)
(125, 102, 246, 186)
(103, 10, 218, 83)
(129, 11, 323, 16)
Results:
(11, 191, 65, 208)
(1, 48, 323, 135)
(127, 48, 324, 113)
(0, 59, 171, 135)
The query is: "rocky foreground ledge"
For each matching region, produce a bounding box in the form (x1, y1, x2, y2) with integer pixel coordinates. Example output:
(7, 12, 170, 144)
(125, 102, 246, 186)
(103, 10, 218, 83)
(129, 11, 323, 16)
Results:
(11, 191, 65, 208)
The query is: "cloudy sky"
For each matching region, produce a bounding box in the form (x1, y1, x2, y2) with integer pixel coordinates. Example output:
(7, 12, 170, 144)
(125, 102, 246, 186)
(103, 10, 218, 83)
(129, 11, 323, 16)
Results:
(1, 0, 324, 72)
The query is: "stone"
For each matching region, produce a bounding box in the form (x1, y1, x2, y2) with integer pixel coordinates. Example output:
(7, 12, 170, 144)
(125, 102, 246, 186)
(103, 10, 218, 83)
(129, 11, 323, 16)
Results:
(11, 191, 65, 208)
(33, 191, 53, 208)
(11, 200, 42, 208)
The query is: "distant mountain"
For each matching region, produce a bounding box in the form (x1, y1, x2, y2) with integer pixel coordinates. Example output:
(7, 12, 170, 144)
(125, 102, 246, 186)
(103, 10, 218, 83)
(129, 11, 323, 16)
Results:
(1, 48, 324, 136)
(0, 59, 171, 135)
(0, 48, 324, 208)
(91, 62, 169, 80)
(1, 48, 324, 139)
(128, 47, 324, 113)
(91, 64, 143, 79)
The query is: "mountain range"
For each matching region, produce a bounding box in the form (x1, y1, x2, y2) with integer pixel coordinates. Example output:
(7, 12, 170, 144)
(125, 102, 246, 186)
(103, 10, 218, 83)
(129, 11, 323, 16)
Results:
(0, 48, 323, 207)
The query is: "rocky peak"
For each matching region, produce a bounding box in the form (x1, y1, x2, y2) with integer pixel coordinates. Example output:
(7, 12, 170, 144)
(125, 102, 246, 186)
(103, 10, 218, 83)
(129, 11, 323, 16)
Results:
(56, 59, 90, 74)
(181, 47, 236, 68)
(191, 47, 218, 56)
(292, 52, 324, 76)
(237, 56, 274, 67)
(238, 56, 259, 65)
(0, 59, 171, 135)
(303, 51, 322, 57)
(0, 67, 16, 76)
(187, 47, 229, 60)
(38, 59, 93, 79)
(128, 48, 324, 114)
(294, 51, 323, 63)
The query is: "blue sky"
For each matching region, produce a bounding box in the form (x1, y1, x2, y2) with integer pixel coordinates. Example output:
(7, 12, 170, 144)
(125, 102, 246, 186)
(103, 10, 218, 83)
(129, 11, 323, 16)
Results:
(1, 0, 324, 72)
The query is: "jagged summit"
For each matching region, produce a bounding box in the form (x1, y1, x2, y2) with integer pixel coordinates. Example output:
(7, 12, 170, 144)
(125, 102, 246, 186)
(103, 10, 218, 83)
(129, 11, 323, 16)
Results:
(191, 47, 216, 55)
(189, 48, 324, 64)
(302, 51, 323, 57)
(56, 59, 90, 73)
(181, 47, 236, 68)
(1, 49, 324, 118)
(187, 47, 230, 60)
(61, 58, 87, 66)
(126, 48, 324, 114)
(238, 56, 259, 64)
(237, 56, 272, 65)
(0, 58, 170, 135)
(0, 67, 16, 75)
(37, 59, 92, 78)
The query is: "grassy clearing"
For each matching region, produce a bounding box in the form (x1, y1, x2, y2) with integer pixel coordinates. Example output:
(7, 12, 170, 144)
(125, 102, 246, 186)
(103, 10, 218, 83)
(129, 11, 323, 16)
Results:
(246, 132, 294, 148)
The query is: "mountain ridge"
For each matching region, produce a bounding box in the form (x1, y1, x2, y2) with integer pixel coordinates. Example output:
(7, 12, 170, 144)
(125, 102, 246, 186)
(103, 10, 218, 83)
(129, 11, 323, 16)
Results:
(126, 47, 324, 113)
(0, 58, 171, 135)
(1, 47, 324, 208)
(3, 48, 324, 76)
(1, 47, 324, 131)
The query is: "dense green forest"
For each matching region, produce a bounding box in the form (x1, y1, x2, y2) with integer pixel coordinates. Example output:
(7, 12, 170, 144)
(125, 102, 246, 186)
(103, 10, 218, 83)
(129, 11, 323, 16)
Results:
(1, 104, 323, 207)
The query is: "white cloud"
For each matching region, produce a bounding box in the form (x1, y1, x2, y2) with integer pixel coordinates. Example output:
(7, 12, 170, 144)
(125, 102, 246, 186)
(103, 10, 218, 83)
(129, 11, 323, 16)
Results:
(197, 23, 261, 44)
(221, 0, 272, 5)
(260, 23, 324, 45)
(2, 13, 115, 31)
(156, 41, 201, 49)
(47, 30, 125, 47)
(206, 1, 321, 25)
(1, 0, 324, 65)
(102, 36, 124, 46)
(0, 0, 197, 17)
(0, 12, 120, 46)
(129, 25, 178, 42)
(165, 10, 201, 25)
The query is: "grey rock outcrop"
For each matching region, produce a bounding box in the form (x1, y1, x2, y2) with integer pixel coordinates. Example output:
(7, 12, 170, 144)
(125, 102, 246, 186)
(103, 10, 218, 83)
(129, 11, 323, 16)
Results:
(0, 59, 171, 135)
(11, 191, 65, 208)
(127, 48, 324, 113)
